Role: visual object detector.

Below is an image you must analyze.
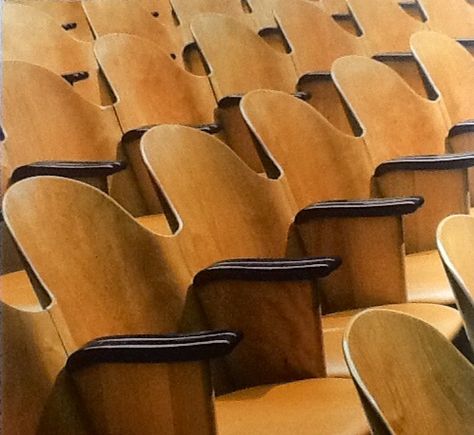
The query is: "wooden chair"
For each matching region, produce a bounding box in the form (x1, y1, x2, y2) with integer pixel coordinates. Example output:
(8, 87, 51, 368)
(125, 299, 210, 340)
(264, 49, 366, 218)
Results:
(344, 309, 474, 434)
(2, 2, 108, 105)
(347, 0, 428, 53)
(437, 215, 474, 352)
(332, 55, 474, 254)
(7, 0, 93, 40)
(411, 31, 474, 204)
(140, 124, 462, 377)
(82, 0, 184, 66)
(2, 176, 240, 434)
(241, 89, 457, 307)
(93, 33, 216, 134)
(170, 0, 255, 45)
(418, 0, 474, 40)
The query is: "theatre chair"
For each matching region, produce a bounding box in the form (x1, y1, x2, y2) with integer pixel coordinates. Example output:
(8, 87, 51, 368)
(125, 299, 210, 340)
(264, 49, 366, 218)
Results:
(344, 309, 474, 434)
(274, 0, 428, 98)
(3, 2, 110, 105)
(170, 0, 255, 45)
(140, 124, 462, 377)
(438, 215, 474, 352)
(7, 0, 93, 40)
(418, 0, 474, 40)
(332, 55, 474, 254)
(132, 0, 178, 27)
(241, 89, 460, 307)
(347, 0, 427, 53)
(411, 31, 474, 204)
(2, 176, 242, 434)
(82, 0, 184, 65)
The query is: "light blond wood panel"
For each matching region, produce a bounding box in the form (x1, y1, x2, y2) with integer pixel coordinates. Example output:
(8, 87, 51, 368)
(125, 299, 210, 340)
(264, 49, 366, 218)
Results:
(3, 177, 192, 353)
(82, 0, 184, 66)
(321, 0, 349, 14)
(0, 61, 122, 195)
(94, 34, 216, 132)
(191, 14, 298, 101)
(437, 214, 474, 351)
(2, 3, 106, 105)
(275, 0, 368, 74)
(332, 55, 449, 166)
(73, 362, 217, 435)
(8, 0, 93, 40)
(344, 309, 474, 434)
(411, 31, 474, 125)
(348, 0, 427, 53)
(1, 298, 91, 434)
(137, 0, 178, 27)
(447, 132, 474, 207)
(170, 0, 254, 44)
(377, 170, 470, 252)
(140, 125, 297, 274)
(247, 0, 282, 28)
(418, 0, 474, 39)
(241, 89, 373, 205)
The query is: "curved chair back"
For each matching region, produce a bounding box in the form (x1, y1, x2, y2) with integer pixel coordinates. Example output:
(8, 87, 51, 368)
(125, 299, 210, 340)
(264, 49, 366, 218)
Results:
(344, 309, 474, 434)
(437, 214, 474, 351)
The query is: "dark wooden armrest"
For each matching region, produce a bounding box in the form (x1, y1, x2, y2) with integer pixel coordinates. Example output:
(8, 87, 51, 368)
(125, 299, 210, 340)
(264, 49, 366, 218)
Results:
(297, 72, 331, 87)
(218, 94, 244, 108)
(448, 120, 474, 138)
(66, 330, 242, 371)
(62, 22, 77, 30)
(62, 71, 89, 85)
(374, 153, 474, 177)
(193, 256, 341, 286)
(293, 91, 311, 101)
(372, 52, 414, 61)
(294, 197, 423, 223)
(11, 160, 127, 183)
(194, 123, 221, 134)
(121, 126, 155, 144)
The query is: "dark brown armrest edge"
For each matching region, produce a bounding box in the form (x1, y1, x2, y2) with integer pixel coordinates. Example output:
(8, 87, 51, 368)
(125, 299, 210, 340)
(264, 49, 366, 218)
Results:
(448, 120, 474, 138)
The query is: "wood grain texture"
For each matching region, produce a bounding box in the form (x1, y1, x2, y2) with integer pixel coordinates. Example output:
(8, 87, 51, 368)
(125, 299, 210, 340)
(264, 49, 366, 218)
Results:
(3, 2, 107, 105)
(344, 309, 474, 434)
(94, 33, 216, 132)
(437, 214, 474, 352)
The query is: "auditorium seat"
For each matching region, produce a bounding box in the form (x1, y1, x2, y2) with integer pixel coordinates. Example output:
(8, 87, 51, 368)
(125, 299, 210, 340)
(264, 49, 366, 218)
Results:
(241, 89, 457, 306)
(1, 176, 242, 435)
(344, 309, 474, 434)
(418, 0, 474, 40)
(7, 0, 93, 40)
(140, 124, 462, 376)
(3, 2, 109, 105)
(347, 0, 427, 53)
(3, 176, 371, 434)
(332, 55, 474, 254)
(82, 0, 184, 65)
(437, 214, 474, 352)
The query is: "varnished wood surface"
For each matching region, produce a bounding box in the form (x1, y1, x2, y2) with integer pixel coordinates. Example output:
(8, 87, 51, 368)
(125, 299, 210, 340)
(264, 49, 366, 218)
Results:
(344, 309, 474, 434)
(94, 33, 216, 132)
(3, 2, 106, 105)
(437, 214, 474, 351)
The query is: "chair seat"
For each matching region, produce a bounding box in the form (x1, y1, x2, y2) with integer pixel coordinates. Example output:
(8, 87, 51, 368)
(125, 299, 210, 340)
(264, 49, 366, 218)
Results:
(323, 303, 462, 377)
(405, 250, 455, 304)
(215, 377, 369, 435)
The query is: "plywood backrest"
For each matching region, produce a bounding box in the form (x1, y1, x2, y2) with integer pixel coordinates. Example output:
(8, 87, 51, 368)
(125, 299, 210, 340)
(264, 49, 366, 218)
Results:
(241, 90, 373, 207)
(332, 55, 449, 166)
(348, 0, 427, 53)
(2, 3, 102, 104)
(3, 177, 191, 353)
(170, 0, 254, 43)
(140, 125, 297, 273)
(191, 14, 298, 101)
(9, 0, 93, 40)
(275, 0, 368, 74)
(411, 31, 474, 125)
(83, 0, 183, 64)
(344, 309, 474, 433)
(418, 0, 474, 39)
(437, 215, 474, 349)
(94, 34, 216, 132)
(0, 61, 121, 192)
(135, 0, 178, 27)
